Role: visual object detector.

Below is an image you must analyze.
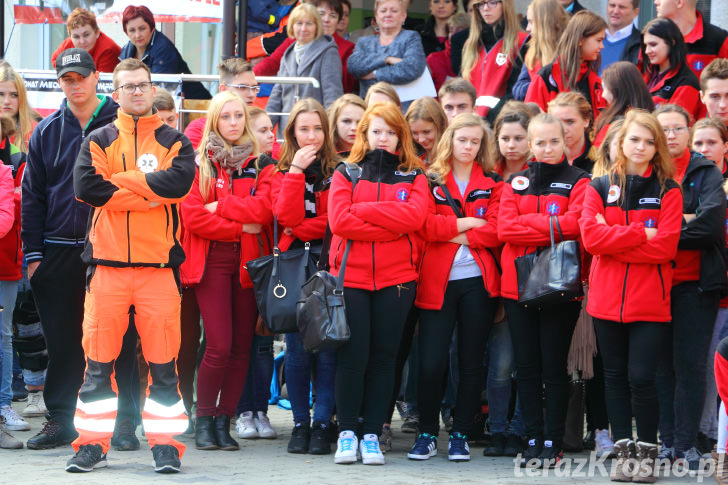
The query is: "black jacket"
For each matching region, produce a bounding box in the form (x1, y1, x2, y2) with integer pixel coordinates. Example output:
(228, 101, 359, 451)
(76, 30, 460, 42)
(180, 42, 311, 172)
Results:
(620, 26, 642, 66)
(416, 16, 447, 57)
(680, 151, 727, 292)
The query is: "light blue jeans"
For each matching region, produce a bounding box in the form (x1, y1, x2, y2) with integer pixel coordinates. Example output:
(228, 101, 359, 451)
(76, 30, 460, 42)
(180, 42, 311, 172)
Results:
(0, 280, 20, 407)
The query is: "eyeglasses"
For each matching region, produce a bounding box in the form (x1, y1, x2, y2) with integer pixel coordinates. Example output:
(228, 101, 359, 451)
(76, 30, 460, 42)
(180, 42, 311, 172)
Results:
(663, 126, 687, 135)
(474, 0, 502, 10)
(225, 84, 261, 93)
(116, 82, 153, 94)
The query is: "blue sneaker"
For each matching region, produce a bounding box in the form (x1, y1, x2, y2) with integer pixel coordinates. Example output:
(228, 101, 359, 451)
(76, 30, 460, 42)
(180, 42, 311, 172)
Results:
(408, 433, 438, 460)
(448, 432, 470, 461)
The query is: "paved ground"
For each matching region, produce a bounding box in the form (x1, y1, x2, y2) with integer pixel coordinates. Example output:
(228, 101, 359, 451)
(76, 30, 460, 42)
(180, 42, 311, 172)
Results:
(1, 402, 716, 484)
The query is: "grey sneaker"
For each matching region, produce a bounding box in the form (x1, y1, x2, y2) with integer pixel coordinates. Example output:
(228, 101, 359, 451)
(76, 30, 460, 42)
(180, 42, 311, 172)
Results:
(152, 444, 181, 473)
(379, 425, 392, 453)
(680, 446, 707, 476)
(0, 421, 23, 449)
(236, 411, 258, 439)
(0, 405, 29, 431)
(65, 444, 107, 473)
(401, 414, 419, 434)
(255, 411, 277, 439)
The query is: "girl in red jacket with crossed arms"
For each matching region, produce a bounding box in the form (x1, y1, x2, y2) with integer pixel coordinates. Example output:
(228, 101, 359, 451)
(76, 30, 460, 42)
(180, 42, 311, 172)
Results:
(409, 113, 502, 462)
(181, 91, 274, 452)
(580, 110, 682, 481)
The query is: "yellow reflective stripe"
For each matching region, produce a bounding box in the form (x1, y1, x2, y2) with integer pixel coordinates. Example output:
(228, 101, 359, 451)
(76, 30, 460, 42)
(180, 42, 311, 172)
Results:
(74, 417, 116, 433)
(76, 398, 117, 415)
(143, 398, 186, 418)
(142, 419, 189, 434)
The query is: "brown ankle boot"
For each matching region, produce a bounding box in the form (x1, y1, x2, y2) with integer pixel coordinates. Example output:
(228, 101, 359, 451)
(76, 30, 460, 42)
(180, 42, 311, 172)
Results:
(714, 448, 728, 485)
(611, 438, 636, 482)
(633, 441, 658, 483)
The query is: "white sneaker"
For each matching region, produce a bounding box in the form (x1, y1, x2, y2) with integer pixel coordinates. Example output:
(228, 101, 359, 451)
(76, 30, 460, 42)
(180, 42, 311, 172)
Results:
(22, 391, 47, 417)
(595, 428, 615, 459)
(255, 411, 277, 439)
(360, 433, 385, 465)
(334, 430, 358, 464)
(0, 406, 30, 431)
(236, 411, 258, 439)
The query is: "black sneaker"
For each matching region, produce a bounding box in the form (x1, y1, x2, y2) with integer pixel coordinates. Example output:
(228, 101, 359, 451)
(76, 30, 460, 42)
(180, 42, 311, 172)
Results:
(152, 444, 181, 473)
(65, 444, 107, 473)
(27, 419, 79, 450)
(537, 440, 562, 469)
(583, 430, 595, 450)
(520, 438, 543, 468)
(287, 422, 310, 454)
(483, 432, 507, 456)
(110, 418, 140, 451)
(309, 422, 331, 455)
(504, 434, 524, 457)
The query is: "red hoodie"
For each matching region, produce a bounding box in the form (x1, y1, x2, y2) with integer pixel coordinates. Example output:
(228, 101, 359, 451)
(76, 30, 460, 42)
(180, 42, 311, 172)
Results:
(497, 158, 590, 300)
(415, 168, 503, 310)
(51, 32, 121, 73)
(328, 151, 429, 290)
(180, 155, 274, 287)
(580, 171, 683, 323)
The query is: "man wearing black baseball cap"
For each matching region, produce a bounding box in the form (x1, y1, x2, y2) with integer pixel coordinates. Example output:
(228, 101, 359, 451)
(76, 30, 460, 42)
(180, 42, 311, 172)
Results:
(21, 48, 139, 452)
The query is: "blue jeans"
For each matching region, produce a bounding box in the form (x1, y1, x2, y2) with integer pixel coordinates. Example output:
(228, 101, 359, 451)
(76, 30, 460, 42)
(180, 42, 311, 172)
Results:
(285, 332, 336, 425)
(237, 334, 274, 414)
(486, 319, 525, 436)
(0, 280, 20, 407)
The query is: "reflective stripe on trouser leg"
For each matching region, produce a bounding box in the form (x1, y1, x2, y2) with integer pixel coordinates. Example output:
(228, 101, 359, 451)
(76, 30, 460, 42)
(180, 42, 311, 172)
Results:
(142, 359, 187, 457)
(72, 359, 117, 453)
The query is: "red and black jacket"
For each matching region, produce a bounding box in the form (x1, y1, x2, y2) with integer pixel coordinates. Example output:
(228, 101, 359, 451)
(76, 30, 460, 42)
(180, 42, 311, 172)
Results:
(180, 155, 274, 287)
(415, 168, 503, 310)
(571, 137, 596, 174)
(525, 58, 605, 122)
(684, 11, 728, 78)
(580, 171, 682, 323)
(328, 150, 429, 291)
(0, 140, 24, 281)
(497, 157, 590, 300)
(646, 63, 705, 122)
(271, 159, 333, 251)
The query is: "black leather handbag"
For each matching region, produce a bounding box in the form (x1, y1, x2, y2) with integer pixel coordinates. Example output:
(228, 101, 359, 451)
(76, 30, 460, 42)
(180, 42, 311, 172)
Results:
(296, 163, 361, 353)
(515, 215, 583, 306)
(246, 216, 318, 333)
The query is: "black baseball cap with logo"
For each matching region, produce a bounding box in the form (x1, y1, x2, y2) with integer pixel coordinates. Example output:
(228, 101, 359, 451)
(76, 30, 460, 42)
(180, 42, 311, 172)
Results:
(56, 48, 96, 78)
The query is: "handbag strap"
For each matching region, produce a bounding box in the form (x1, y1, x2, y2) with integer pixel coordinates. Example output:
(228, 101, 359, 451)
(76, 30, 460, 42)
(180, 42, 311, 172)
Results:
(439, 182, 464, 218)
(549, 216, 565, 248)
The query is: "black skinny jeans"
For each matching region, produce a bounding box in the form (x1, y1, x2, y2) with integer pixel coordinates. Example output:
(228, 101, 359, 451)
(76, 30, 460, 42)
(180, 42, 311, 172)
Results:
(336, 281, 416, 436)
(417, 276, 497, 436)
(593, 318, 666, 443)
(657, 281, 719, 451)
(505, 299, 580, 446)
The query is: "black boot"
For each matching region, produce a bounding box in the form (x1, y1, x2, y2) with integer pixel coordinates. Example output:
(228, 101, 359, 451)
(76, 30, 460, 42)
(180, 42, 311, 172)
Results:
(214, 415, 239, 451)
(195, 416, 218, 450)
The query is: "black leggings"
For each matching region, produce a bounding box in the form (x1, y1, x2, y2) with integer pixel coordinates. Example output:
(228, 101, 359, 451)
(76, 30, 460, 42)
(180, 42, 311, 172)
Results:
(505, 299, 580, 445)
(417, 277, 497, 436)
(336, 281, 416, 436)
(593, 318, 665, 443)
(385, 306, 418, 424)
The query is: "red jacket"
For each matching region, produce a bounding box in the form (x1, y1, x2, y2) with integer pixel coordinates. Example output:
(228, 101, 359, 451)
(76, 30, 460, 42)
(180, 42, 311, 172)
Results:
(271, 161, 332, 251)
(497, 158, 590, 300)
(684, 11, 728, 78)
(180, 155, 274, 287)
(415, 168, 503, 310)
(51, 32, 121, 73)
(646, 63, 705, 123)
(328, 151, 429, 290)
(525, 59, 605, 122)
(580, 171, 683, 323)
(426, 39, 456, 93)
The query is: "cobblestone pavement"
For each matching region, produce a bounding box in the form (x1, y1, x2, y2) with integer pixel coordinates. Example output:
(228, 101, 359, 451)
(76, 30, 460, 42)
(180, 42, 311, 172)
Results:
(0, 402, 712, 484)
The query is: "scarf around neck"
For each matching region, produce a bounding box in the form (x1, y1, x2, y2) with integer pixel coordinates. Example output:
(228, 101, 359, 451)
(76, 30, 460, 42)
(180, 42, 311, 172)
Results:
(206, 131, 254, 174)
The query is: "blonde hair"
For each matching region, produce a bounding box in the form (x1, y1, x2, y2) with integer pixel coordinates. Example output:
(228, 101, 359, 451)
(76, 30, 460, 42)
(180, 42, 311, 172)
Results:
(524, 0, 568, 71)
(347, 102, 423, 173)
(278, 98, 339, 176)
(327, 94, 367, 152)
(405, 96, 448, 159)
(528, 112, 564, 141)
(592, 118, 623, 177)
(287, 3, 324, 40)
(364, 82, 401, 108)
(610, 110, 674, 195)
(462, 0, 522, 81)
(0, 62, 38, 152)
(429, 113, 492, 182)
(197, 91, 259, 199)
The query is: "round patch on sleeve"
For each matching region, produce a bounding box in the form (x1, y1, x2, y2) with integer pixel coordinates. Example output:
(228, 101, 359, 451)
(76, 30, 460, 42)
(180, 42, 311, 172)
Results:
(137, 153, 159, 173)
(511, 176, 529, 190)
(607, 185, 620, 203)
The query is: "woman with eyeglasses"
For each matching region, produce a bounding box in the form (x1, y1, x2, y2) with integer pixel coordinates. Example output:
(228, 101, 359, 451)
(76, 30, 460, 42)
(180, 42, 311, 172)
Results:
(266, 3, 343, 137)
(641, 17, 705, 124)
(118, 5, 210, 100)
(458, 0, 527, 123)
(654, 103, 727, 471)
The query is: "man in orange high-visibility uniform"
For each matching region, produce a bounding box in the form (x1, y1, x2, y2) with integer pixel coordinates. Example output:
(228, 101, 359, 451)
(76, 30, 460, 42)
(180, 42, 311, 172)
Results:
(67, 58, 195, 474)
